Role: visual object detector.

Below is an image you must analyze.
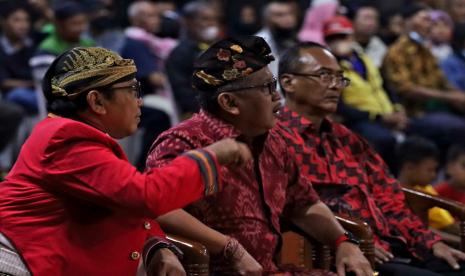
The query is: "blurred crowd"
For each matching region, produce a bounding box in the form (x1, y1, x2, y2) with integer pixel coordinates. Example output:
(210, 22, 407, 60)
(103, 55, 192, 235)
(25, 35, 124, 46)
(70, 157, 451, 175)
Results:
(2, 0, 465, 193)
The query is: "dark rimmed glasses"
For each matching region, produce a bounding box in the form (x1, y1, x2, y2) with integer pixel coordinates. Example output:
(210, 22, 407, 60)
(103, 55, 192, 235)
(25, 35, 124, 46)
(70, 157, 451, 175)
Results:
(105, 81, 142, 99)
(218, 78, 278, 95)
(291, 72, 351, 88)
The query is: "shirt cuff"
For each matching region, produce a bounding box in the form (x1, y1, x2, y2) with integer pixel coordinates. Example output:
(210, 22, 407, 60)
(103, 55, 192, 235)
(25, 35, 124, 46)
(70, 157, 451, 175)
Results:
(183, 149, 221, 196)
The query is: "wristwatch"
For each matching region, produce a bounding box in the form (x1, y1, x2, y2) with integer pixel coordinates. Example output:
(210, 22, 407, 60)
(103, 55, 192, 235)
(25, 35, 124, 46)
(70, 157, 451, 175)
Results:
(335, 231, 360, 248)
(343, 231, 360, 245)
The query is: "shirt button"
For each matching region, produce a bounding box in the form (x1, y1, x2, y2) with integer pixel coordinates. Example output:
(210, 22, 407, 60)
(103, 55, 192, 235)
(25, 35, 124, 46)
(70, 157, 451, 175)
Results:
(130, 251, 140, 260)
(144, 221, 151, 230)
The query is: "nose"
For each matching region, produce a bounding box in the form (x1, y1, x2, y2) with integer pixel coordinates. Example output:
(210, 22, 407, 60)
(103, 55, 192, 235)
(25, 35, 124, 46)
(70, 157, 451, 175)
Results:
(137, 97, 143, 107)
(272, 89, 281, 102)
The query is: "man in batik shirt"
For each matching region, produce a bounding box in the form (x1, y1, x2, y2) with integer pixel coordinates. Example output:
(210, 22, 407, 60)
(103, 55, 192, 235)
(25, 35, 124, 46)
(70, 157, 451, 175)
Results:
(277, 41, 465, 275)
(146, 36, 372, 275)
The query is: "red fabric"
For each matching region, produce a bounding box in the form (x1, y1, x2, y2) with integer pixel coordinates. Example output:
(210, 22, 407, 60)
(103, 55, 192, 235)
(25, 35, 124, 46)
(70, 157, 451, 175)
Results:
(0, 116, 210, 276)
(436, 182, 465, 204)
(278, 107, 441, 260)
(147, 110, 320, 274)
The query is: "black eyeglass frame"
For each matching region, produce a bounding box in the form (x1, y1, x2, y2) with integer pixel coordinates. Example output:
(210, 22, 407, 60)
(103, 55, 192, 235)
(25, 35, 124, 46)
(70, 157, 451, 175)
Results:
(103, 81, 142, 99)
(217, 78, 278, 95)
(289, 72, 351, 87)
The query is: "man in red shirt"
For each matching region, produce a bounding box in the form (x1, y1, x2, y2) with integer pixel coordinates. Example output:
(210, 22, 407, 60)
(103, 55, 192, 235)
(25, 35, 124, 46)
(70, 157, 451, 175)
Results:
(277, 41, 465, 275)
(147, 36, 373, 275)
(437, 143, 465, 204)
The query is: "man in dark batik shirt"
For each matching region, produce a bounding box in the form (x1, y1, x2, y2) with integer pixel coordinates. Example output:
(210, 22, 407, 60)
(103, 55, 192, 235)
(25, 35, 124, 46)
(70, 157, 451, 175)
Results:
(277, 41, 465, 275)
(146, 36, 372, 275)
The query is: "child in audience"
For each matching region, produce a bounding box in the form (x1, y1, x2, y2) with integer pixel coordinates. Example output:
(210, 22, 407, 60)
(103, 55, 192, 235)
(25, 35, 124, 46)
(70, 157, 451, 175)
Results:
(436, 143, 465, 204)
(397, 137, 457, 234)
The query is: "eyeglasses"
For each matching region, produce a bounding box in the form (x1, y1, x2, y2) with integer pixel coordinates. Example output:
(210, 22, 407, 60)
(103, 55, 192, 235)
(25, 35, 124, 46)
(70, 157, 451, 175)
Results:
(105, 81, 142, 99)
(218, 78, 278, 96)
(291, 72, 351, 88)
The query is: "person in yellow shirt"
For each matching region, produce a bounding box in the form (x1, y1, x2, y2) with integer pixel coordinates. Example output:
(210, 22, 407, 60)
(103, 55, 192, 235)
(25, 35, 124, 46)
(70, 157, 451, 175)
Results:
(397, 136, 458, 235)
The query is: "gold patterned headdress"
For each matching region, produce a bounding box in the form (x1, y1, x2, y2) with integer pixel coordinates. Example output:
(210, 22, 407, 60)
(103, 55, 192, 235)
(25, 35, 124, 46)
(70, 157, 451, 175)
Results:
(47, 47, 137, 99)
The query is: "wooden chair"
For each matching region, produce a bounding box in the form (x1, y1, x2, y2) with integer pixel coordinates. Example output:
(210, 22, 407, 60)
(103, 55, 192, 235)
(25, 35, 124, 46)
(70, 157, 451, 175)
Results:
(166, 234, 209, 275)
(402, 187, 465, 251)
(280, 215, 375, 270)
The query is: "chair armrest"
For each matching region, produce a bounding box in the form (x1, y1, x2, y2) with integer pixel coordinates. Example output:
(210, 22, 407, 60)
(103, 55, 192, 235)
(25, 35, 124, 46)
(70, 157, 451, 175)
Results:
(166, 234, 209, 275)
(336, 215, 375, 268)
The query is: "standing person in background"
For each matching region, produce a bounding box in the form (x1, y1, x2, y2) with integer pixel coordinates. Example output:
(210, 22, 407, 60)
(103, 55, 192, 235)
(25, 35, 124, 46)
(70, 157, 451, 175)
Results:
(0, 46, 251, 276)
(256, 0, 299, 76)
(0, 3, 37, 114)
(165, 0, 221, 118)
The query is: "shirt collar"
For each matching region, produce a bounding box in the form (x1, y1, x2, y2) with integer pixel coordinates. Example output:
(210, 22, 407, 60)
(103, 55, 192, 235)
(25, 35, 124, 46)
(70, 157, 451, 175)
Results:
(0, 35, 32, 55)
(279, 106, 333, 134)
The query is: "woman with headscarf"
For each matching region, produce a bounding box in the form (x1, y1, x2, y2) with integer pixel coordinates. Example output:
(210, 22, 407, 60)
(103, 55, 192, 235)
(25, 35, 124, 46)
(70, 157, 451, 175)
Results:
(0, 47, 251, 276)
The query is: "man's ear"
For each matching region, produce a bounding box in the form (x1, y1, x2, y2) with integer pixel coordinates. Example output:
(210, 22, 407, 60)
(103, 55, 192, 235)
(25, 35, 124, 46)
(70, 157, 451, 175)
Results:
(217, 92, 240, 115)
(280, 74, 296, 95)
(86, 90, 107, 115)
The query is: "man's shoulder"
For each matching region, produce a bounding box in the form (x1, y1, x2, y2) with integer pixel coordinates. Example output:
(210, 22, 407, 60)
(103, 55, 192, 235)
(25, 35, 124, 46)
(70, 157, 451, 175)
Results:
(156, 114, 212, 146)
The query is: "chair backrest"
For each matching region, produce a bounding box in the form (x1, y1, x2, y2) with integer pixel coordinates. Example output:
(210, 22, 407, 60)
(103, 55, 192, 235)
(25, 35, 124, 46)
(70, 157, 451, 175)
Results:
(402, 187, 465, 251)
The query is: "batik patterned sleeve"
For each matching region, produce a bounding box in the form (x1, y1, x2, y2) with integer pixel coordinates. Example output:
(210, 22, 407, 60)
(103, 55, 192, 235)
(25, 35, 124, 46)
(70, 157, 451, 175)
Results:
(361, 138, 441, 254)
(146, 132, 220, 196)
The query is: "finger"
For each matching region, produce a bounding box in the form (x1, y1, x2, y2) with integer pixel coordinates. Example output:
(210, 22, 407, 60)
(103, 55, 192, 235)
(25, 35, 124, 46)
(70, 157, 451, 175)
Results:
(336, 262, 346, 276)
(375, 248, 390, 262)
(452, 250, 465, 261)
(350, 268, 364, 276)
(442, 253, 460, 270)
(363, 264, 375, 276)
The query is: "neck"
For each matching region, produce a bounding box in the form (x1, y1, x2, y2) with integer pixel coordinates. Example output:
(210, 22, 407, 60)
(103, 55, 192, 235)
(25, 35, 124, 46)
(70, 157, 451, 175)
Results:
(217, 111, 261, 144)
(286, 98, 325, 131)
(5, 34, 25, 48)
(448, 179, 465, 191)
(355, 33, 370, 45)
(398, 172, 412, 187)
(76, 111, 108, 134)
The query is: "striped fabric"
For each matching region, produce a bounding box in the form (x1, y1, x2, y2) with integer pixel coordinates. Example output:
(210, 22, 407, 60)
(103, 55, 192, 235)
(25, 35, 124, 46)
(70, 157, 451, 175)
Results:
(184, 149, 219, 196)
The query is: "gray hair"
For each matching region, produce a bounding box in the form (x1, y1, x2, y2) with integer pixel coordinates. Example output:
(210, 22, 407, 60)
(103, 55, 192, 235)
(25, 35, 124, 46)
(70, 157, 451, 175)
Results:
(127, 1, 153, 19)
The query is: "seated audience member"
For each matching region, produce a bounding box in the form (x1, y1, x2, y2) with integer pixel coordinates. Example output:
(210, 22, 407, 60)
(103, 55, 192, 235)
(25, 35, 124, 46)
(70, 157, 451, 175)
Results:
(277, 41, 465, 275)
(383, 3, 465, 156)
(437, 143, 465, 204)
(166, 0, 221, 117)
(0, 3, 37, 114)
(0, 47, 251, 275)
(256, 0, 299, 76)
(35, 1, 94, 57)
(323, 15, 407, 170)
(351, 4, 387, 68)
(30, 1, 95, 116)
(441, 23, 465, 91)
(121, 0, 175, 170)
(397, 136, 457, 234)
(448, 0, 465, 25)
(379, 12, 404, 46)
(0, 101, 23, 154)
(429, 10, 453, 62)
(147, 36, 372, 275)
